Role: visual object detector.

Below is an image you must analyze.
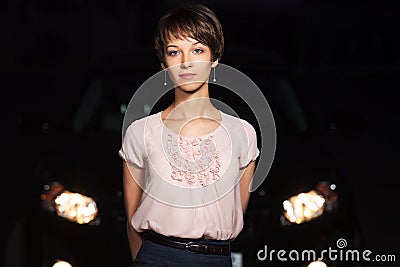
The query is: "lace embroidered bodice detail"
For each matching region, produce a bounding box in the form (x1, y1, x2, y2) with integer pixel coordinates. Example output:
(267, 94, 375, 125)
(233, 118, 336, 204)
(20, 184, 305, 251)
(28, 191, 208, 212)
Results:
(167, 133, 221, 187)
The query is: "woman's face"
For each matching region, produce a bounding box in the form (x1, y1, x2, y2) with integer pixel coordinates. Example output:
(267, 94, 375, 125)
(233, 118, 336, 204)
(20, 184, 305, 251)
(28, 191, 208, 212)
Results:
(164, 35, 216, 92)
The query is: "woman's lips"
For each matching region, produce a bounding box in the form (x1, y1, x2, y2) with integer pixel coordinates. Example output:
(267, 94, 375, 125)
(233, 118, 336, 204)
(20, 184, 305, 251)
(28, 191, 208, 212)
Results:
(179, 73, 197, 79)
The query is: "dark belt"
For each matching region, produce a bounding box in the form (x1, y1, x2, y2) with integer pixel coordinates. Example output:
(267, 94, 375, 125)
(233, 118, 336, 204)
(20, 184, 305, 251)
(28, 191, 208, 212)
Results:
(142, 231, 231, 255)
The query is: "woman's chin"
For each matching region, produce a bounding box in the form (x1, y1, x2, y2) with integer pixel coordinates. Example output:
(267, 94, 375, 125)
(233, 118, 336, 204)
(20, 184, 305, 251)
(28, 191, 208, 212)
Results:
(176, 82, 207, 93)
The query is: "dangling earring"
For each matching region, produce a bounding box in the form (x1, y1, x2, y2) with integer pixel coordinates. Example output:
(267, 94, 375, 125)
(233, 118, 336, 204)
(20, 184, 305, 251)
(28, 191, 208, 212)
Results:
(163, 69, 167, 86)
(212, 66, 216, 82)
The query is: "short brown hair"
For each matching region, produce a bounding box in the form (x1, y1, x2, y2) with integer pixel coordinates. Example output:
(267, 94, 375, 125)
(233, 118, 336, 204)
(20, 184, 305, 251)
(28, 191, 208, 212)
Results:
(154, 4, 224, 66)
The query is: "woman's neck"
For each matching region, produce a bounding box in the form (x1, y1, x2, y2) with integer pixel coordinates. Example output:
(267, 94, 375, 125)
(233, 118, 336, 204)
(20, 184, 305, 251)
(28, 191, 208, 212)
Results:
(167, 84, 219, 120)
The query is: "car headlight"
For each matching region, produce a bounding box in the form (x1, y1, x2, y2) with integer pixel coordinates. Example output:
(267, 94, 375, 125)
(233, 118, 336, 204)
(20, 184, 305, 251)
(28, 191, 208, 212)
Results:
(52, 260, 73, 267)
(306, 260, 327, 267)
(282, 189, 325, 225)
(280, 181, 339, 225)
(41, 181, 99, 225)
(54, 190, 98, 224)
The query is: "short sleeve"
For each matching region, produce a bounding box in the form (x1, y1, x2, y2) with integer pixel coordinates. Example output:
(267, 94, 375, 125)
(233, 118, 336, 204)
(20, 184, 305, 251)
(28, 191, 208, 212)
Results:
(239, 120, 260, 169)
(118, 120, 146, 168)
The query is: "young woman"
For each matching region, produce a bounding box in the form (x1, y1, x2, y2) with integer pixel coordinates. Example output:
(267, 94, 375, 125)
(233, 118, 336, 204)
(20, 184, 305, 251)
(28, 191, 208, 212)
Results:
(119, 4, 260, 266)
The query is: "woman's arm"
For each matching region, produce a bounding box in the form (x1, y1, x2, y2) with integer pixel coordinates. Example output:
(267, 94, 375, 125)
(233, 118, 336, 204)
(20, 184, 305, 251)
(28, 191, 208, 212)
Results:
(239, 160, 256, 214)
(122, 161, 144, 260)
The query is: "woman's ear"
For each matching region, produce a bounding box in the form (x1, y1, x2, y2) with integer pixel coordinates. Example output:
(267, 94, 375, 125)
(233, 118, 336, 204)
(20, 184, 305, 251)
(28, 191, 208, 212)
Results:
(161, 63, 166, 69)
(211, 59, 219, 68)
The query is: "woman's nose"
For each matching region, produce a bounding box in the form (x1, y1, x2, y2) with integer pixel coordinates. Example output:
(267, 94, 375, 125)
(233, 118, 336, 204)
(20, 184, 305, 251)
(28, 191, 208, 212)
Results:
(180, 53, 193, 68)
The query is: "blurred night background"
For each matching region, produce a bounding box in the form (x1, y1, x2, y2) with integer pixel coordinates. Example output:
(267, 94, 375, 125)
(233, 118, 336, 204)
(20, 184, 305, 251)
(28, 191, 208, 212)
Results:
(2, 0, 399, 267)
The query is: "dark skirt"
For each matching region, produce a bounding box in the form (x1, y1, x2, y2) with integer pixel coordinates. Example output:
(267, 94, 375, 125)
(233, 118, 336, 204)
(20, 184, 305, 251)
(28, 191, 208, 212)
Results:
(132, 231, 233, 267)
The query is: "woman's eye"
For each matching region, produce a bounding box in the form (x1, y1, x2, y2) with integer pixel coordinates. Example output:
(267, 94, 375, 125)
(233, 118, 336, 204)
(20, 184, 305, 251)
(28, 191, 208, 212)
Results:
(168, 50, 180, 56)
(193, 48, 204, 54)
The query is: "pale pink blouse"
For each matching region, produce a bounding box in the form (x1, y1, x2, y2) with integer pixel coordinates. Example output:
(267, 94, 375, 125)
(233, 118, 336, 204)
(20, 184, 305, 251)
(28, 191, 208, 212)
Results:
(119, 111, 259, 240)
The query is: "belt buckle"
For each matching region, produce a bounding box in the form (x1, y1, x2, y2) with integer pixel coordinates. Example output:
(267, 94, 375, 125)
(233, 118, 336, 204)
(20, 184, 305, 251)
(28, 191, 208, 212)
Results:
(185, 242, 208, 254)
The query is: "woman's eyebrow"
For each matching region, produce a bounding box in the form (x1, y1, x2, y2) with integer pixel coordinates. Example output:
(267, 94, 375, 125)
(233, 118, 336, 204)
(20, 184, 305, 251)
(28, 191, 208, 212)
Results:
(166, 42, 203, 48)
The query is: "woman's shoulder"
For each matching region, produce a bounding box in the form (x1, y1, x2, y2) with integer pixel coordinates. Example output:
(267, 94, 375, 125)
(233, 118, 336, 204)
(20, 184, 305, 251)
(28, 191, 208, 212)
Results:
(221, 111, 256, 131)
(125, 112, 162, 135)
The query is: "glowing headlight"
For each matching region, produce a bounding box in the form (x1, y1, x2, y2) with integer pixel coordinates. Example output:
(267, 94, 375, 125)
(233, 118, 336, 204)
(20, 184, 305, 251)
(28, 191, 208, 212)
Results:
(306, 260, 327, 267)
(282, 190, 325, 224)
(54, 190, 98, 224)
(52, 260, 73, 267)
(41, 181, 99, 225)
